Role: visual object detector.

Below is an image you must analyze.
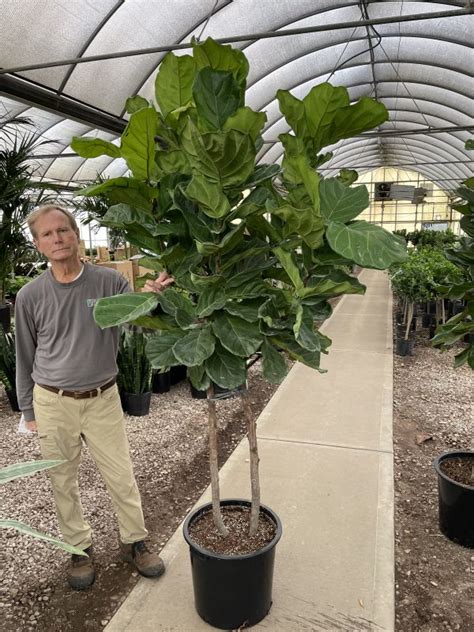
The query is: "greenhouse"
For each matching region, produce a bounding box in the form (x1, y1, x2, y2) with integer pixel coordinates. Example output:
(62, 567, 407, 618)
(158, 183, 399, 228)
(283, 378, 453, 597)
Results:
(0, 1, 473, 631)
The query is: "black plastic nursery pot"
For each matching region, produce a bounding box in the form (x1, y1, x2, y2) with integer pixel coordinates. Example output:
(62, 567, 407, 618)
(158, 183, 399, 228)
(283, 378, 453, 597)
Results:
(183, 500, 282, 630)
(396, 337, 414, 356)
(152, 371, 171, 394)
(433, 451, 474, 548)
(189, 381, 247, 400)
(170, 364, 187, 385)
(121, 391, 151, 417)
(0, 303, 11, 332)
(6, 389, 20, 413)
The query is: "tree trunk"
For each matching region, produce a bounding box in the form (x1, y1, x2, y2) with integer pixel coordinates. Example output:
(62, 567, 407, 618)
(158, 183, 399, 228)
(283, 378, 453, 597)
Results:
(405, 302, 414, 340)
(241, 391, 260, 536)
(207, 385, 228, 537)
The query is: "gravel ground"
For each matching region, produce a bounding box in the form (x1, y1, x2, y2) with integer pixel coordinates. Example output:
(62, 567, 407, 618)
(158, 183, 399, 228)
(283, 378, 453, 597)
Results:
(393, 320, 473, 632)
(1, 302, 472, 631)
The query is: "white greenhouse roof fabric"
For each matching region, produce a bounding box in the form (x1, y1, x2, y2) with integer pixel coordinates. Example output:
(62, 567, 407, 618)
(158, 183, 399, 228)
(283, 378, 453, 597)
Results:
(0, 0, 472, 191)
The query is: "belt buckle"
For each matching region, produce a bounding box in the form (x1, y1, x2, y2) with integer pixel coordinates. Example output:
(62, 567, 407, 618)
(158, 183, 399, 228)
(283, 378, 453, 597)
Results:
(73, 391, 82, 400)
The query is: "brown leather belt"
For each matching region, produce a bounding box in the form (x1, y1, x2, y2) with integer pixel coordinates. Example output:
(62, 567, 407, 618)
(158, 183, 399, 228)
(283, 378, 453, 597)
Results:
(37, 377, 116, 399)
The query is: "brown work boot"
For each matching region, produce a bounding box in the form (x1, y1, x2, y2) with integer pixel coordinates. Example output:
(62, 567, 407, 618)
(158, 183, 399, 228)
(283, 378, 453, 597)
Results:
(120, 540, 165, 578)
(68, 546, 95, 590)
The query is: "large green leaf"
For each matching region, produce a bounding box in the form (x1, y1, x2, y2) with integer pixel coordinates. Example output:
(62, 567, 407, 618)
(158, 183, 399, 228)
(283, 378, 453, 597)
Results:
(212, 313, 262, 357)
(277, 83, 388, 153)
(226, 280, 272, 300)
(224, 107, 266, 142)
(182, 121, 255, 187)
(0, 460, 64, 484)
(94, 293, 158, 328)
(146, 330, 184, 368)
(193, 37, 249, 92)
(156, 288, 196, 328)
(155, 52, 196, 117)
(172, 326, 215, 366)
(187, 364, 211, 391)
(193, 68, 241, 129)
(71, 136, 121, 159)
(224, 298, 265, 322)
(280, 151, 320, 209)
(273, 247, 304, 291)
(102, 204, 183, 237)
(75, 178, 157, 212)
(273, 334, 326, 372)
(261, 338, 287, 384)
(293, 305, 320, 351)
(197, 286, 227, 317)
(196, 222, 245, 256)
(125, 95, 150, 114)
(121, 108, 158, 181)
(205, 342, 247, 389)
(326, 221, 408, 269)
(0, 520, 87, 556)
(320, 178, 369, 223)
(185, 175, 230, 218)
(299, 270, 366, 299)
(130, 314, 175, 330)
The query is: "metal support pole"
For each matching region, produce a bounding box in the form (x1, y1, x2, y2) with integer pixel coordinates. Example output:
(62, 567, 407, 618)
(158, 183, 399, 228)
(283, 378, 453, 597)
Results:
(0, 8, 471, 75)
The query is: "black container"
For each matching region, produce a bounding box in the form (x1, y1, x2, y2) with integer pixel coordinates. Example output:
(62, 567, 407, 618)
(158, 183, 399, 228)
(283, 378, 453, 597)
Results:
(121, 391, 151, 416)
(152, 371, 171, 393)
(170, 365, 187, 385)
(183, 500, 282, 630)
(433, 451, 474, 548)
(463, 331, 474, 345)
(0, 304, 11, 333)
(189, 382, 207, 399)
(422, 313, 434, 328)
(396, 337, 414, 356)
(189, 381, 247, 400)
(6, 389, 20, 412)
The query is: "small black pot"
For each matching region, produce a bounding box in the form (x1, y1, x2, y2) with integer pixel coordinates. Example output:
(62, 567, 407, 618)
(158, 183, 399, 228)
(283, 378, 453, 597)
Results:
(189, 381, 247, 400)
(6, 389, 20, 412)
(121, 391, 152, 417)
(170, 365, 187, 385)
(152, 371, 171, 394)
(433, 451, 474, 548)
(463, 331, 474, 345)
(396, 337, 414, 356)
(0, 303, 11, 333)
(183, 500, 282, 630)
(421, 313, 434, 328)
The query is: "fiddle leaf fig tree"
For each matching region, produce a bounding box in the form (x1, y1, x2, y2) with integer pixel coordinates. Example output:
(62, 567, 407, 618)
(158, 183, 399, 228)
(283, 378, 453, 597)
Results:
(72, 37, 407, 537)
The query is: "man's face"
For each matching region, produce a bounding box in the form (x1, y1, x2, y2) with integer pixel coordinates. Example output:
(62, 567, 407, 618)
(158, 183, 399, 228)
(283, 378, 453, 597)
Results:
(34, 210, 80, 263)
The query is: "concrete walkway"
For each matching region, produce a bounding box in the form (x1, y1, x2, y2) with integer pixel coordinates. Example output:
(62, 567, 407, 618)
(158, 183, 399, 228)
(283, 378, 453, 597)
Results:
(107, 269, 394, 632)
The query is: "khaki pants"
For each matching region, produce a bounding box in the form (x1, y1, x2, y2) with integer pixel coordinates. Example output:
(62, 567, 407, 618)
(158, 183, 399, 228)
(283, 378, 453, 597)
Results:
(33, 383, 148, 550)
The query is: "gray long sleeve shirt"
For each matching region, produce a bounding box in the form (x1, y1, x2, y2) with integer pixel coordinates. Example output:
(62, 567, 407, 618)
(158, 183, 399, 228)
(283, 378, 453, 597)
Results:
(15, 263, 130, 421)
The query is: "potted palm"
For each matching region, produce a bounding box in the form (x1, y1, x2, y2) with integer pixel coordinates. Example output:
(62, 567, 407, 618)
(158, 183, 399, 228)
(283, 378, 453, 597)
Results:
(0, 116, 51, 331)
(72, 37, 407, 628)
(117, 328, 153, 416)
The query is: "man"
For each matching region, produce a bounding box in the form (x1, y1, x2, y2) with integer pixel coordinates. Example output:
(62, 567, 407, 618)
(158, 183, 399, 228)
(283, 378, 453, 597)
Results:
(15, 204, 173, 590)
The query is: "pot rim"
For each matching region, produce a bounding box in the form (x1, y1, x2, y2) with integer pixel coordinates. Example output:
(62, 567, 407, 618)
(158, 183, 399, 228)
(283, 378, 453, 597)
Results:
(433, 450, 474, 490)
(183, 498, 282, 560)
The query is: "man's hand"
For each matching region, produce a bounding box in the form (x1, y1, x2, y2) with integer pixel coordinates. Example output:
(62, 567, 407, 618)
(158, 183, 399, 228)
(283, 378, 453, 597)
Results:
(144, 271, 174, 293)
(25, 420, 37, 432)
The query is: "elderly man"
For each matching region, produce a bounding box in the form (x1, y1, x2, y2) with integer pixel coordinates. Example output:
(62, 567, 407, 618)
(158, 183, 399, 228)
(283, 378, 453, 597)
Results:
(15, 204, 172, 590)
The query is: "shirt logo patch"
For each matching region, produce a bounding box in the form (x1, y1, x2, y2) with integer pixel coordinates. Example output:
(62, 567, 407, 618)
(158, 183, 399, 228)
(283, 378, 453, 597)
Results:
(86, 298, 98, 307)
